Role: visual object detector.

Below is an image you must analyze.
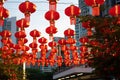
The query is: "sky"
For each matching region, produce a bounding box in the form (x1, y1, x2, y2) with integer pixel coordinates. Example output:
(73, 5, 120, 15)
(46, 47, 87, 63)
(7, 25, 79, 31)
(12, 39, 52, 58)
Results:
(4, 0, 78, 46)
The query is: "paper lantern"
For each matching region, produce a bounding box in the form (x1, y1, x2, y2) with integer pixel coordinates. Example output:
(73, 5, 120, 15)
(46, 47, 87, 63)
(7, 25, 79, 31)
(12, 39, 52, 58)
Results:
(84, 0, 105, 16)
(16, 18, 29, 30)
(29, 42, 38, 49)
(45, 10, 60, 26)
(46, 26, 57, 40)
(38, 37, 47, 44)
(109, 5, 120, 24)
(65, 5, 81, 25)
(0, 7, 9, 26)
(64, 28, 74, 37)
(19, 0, 36, 22)
(1, 30, 11, 38)
(15, 31, 26, 39)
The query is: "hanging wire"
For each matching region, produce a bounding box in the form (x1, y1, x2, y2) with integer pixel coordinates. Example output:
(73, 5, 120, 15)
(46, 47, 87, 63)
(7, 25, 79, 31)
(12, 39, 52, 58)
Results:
(5, 1, 78, 5)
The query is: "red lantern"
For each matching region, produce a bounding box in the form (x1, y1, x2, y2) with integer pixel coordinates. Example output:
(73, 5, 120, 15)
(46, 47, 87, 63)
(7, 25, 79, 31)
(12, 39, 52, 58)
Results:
(65, 5, 81, 25)
(79, 37, 89, 44)
(38, 37, 47, 44)
(22, 45, 30, 51)
(30, 29, 41, 42)
(1, 30, 11, 38)
(64, 28, 74, 37)
(45, 10, 60, 26)
(19, 1, 36, 22)
(29, 42, 38, 49)
(66, 37, 76, 44)
(48, 41, 57, 48)
(48, 0, 57, 11)
(109, 5, 120, 24)
(22, 38, 28, 44)
(80, 46, 88, 52)
(58, 38, 66, 45)
(30, 29, 41, 38)
(84, 0, 105, 16)
(1, 38, 12, 44)
(0, 7, 9, 26)
(46, 26, 57, 40)
(15, 31, 26, 39)
(16, 18, 30, 31)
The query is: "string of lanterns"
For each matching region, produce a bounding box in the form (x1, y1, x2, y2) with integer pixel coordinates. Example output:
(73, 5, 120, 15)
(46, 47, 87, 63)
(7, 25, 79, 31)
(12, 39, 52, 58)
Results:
(0, 0, 120, 68)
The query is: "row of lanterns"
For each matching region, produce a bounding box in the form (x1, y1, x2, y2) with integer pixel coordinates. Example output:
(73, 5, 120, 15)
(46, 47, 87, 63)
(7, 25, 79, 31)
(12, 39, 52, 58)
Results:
(0, 0, 120, 67)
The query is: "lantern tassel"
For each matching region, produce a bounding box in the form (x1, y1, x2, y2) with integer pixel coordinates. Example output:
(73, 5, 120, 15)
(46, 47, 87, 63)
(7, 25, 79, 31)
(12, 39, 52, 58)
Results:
(70, 17, 76, 25)
(25, 13, 30, 22)
(92, 5, 100, 16)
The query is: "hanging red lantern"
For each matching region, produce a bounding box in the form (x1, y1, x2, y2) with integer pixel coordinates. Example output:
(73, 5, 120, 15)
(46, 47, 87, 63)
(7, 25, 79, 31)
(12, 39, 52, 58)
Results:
(80, 46, 88, 52)
(29, 42, 38, 49)
(57, 56, 62, 67)
(48, 0, 58, 11)
(109, 5, 120, 24)
(15, 31, 26, 39)
(22, 38, 28, 44)
(22, 45, 30, 51)
(66, 37, 76, 44)
(48, 41, 57, 48)
(46, 26, 57, 40)
(38, 37, 47, 44)
(30, 29, 41, 38)
(65, 5, 81, 25)
(1, 30, 11, 38)
(69, 45, 77, 51)
(30, 29, 41, 42)
(64, 28, 74, 37)
(79, 37, 89, 44)
(1, 38, 12, 44)
(45, 10, 60, 26)
(58, 38, 66, 45)
(0, 7, 9, 26)
(84, 0, 105, 16)
(19, 0, 36, 22)
(16, 18, 30, 31)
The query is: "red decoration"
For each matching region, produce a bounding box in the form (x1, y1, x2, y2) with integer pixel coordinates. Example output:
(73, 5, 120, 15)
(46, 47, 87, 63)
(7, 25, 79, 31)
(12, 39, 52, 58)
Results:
(38, 37, 47, 44)
(1, 30, 11, 38)
(0, 7, 9, 26)
(79, 37, 89, 44)
(16, 18, 29, 31)
(29, 42, 38, 49)
(30, 29, 41, 42)
(80, 46, 88, 52)
(46, 26, 57, 40)
(15, 31, 26, 39)
(66, 37, 76, 45)
(109, 5, 120, 24)
(48, 41, 57, 48)
(64, 28, 74, 37)
(84, 0, 105, 16)
(45, 10, 60, 26)
(30, 29, 40, 38)
(65, 5, 81, 25)
(109, 5, 120, 16)
(58, 38, 66, 45)
(19, 1, 36, 22)
(48, 0, 57, 11)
